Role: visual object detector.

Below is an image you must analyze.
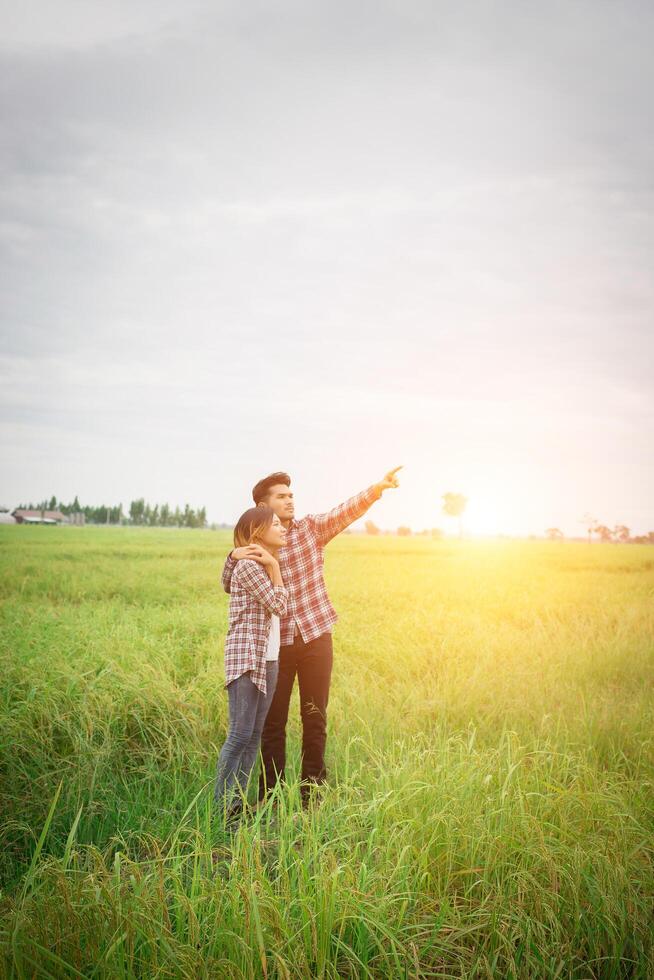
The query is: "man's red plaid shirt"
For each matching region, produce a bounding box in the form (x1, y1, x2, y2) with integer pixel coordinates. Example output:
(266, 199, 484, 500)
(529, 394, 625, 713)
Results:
(222, 485, 382, 647)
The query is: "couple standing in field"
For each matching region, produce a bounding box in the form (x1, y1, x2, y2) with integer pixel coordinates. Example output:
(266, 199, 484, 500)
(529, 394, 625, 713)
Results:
(213, 467, 402, 821)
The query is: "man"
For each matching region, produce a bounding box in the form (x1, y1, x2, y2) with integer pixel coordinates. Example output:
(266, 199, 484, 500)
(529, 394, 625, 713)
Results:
(221, 466, 401, 803)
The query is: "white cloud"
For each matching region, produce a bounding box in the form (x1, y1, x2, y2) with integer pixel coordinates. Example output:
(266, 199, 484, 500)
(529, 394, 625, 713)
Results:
(1, 0, 653, 533)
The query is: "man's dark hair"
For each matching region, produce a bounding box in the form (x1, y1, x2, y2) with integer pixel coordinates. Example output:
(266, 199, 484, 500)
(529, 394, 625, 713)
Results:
(252, 471, 291, 505)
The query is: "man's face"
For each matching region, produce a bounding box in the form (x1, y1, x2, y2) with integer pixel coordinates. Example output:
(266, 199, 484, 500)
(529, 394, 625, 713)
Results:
(265, 484, 295, 522)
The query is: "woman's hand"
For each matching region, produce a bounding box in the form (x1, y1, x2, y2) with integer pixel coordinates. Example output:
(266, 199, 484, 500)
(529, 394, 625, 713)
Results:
(250, 547, 282, 585)
(254, 550, 278, 570)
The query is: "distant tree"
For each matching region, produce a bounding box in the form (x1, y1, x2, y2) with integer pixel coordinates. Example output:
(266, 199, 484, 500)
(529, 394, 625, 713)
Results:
(71, 495, 81, 514)
(581, 513, 598, 544)
(442, 492, 468, 539)
(129, 498, 145, 525)
(596, 525, 613, 543)
(397, 526, 412, 536)
(365, 520, 380, 536)
(545, 527, 564, 541)
(48, 495, 57, 510)
(613, 524, 630, 543)
(197, 506, 207, 529)
(431, 528, 444, 540)
(160, 503, 170, 527)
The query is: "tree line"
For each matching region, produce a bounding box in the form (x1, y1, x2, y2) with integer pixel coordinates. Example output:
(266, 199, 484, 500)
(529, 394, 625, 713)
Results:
(363, 489, 653, 542)
(546, 526, 654, 543)
(366, 490, 467, 538)
(17, 496, 208, 528)
(127, 498, 207, 528)
(573, 517, 654, 545)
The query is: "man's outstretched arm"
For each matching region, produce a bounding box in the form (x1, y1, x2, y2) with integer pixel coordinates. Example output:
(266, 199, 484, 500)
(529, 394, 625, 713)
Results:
(309, 466, 402, 545)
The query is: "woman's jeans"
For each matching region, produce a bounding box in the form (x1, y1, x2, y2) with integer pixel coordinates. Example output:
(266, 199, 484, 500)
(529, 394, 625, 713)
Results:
(214, 662, 278, 812)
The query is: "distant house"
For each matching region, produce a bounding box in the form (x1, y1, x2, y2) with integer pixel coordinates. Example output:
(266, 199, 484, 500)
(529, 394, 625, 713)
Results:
(12, 509, 67, 525)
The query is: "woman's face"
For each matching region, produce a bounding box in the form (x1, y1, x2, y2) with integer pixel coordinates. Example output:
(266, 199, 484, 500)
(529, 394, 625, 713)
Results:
(256, 513, 287, 549)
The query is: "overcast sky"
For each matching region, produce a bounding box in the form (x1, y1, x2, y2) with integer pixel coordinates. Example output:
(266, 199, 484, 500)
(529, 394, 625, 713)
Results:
(1, 0, 653, 535)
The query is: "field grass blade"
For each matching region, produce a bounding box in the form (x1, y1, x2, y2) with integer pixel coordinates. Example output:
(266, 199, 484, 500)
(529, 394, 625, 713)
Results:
(16, 779, 63, 902)
(15, 941, 89, 980)
(62, 803, 84, 870)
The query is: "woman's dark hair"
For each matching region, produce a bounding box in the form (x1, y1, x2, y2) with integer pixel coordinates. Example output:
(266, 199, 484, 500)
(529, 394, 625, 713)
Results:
(252, 471, 291, 505)
(233, 505, 275, 548)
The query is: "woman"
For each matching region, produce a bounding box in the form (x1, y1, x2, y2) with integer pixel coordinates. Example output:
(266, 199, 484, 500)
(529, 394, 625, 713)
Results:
(213, 505, 287, 820)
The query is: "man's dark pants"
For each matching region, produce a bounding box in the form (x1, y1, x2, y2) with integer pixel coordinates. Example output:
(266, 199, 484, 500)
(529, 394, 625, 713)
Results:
(258, 631, 333, 801)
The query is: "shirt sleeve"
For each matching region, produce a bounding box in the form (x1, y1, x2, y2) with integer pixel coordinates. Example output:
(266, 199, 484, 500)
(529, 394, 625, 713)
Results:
(221, 553, 236, 594)
(236, 560, 288, 616)
(306, 485, 382, 546)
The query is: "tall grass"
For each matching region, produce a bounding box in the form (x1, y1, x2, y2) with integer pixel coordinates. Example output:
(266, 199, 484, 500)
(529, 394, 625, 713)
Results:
(1, 526, 652, 977)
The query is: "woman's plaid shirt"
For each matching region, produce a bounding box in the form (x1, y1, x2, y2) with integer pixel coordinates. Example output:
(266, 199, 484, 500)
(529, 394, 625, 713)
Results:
(222, 485, 381, 647)
(224, 559, 288, 694)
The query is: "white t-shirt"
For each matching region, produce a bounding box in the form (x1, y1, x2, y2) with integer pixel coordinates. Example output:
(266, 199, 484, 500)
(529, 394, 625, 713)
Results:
(266, 614, 281, 661)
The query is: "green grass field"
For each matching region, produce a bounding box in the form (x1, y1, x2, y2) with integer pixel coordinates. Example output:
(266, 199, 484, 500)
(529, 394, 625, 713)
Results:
(1, 526, 653, 978)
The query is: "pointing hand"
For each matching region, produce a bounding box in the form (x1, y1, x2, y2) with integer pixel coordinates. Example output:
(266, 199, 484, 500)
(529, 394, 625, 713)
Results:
(377, 466, 403, 493)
